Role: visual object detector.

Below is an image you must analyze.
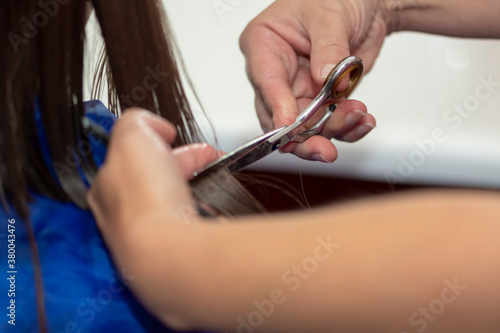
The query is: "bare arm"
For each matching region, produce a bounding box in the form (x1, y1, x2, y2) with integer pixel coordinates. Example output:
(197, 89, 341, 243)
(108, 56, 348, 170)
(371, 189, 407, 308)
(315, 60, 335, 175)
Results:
(392, 0, 500, 38)
(89, 112, 500, 333)
(106, 190, 500, 333)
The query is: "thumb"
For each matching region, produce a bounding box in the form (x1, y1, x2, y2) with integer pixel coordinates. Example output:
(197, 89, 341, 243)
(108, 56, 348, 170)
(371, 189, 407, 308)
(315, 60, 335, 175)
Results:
(307, 15, 352, 86)
(171, 144, 221, 180)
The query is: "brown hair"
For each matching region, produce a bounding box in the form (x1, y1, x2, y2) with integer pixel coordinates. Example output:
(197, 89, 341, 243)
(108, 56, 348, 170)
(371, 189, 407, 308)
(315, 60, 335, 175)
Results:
(1, 0, 264, 331)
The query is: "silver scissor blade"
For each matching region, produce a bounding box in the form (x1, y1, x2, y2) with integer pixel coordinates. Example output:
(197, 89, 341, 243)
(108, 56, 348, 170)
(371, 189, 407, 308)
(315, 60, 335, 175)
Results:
(226, 139, 277, 174)
(192, 127, 285, 179)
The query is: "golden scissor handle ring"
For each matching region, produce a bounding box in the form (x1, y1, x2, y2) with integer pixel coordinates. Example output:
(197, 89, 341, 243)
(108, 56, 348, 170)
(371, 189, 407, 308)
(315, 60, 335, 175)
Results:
(324, 56, 364, 100)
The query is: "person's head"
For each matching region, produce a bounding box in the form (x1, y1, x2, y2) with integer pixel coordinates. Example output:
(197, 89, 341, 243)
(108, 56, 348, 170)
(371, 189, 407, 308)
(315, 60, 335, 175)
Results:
(1, 3, 264, 331)
(1, 0, 264, 220)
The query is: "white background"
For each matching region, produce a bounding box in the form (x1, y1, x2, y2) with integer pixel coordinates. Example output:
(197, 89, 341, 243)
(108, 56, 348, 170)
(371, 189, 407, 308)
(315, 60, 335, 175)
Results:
(88, 0, 500, 189)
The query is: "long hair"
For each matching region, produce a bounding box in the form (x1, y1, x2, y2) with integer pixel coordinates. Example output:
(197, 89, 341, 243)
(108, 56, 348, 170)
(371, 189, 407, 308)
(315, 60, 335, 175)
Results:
(1, 0, 264, 331)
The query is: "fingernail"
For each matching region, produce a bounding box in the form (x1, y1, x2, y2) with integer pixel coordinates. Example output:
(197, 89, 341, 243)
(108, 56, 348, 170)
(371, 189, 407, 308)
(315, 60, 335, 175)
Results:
(172, 143, 209, 155)
(357, 123, 376, 137)
(311, 153, 334, 163)
(345, 109, 367, 127)
(320, 65, 335, 78)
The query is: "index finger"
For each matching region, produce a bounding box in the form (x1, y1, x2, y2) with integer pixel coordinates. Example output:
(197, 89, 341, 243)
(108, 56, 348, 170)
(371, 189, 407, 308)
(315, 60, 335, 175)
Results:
(240, 26, 299, 130)
(114, 109, 178, 148)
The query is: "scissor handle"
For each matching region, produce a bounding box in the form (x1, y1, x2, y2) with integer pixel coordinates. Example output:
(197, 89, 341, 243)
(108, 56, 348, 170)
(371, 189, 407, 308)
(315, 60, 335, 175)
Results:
(294, 104, 337, 143)
(324, 56, 363, 100)
(268, 56, 364, 146)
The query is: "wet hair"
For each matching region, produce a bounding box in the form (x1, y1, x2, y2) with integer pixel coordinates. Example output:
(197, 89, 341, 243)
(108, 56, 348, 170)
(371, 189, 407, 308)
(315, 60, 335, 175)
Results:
(1, 0, 264, 331)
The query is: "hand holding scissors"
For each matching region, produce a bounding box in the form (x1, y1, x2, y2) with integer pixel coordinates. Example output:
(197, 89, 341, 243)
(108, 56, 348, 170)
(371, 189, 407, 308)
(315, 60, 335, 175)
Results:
(192, 56, 364, 180)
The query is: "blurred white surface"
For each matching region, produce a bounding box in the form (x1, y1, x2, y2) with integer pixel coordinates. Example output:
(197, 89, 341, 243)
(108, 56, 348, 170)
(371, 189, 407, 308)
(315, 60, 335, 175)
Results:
(104, 1, 500, 189)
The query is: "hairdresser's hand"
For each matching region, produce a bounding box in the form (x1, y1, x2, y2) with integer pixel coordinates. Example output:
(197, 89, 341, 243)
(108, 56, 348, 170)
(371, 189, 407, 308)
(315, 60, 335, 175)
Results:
(87, 110, 219, 228)
(240, 0, 392, 162)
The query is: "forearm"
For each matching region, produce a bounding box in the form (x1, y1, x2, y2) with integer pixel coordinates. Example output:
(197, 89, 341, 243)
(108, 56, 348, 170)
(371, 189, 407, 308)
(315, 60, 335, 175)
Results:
(102, 189, 500, 332)
(387, 0, 500, 38)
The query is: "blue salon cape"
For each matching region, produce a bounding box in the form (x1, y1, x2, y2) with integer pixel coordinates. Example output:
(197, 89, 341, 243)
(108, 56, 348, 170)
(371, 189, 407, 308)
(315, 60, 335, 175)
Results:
(0, 101, 195, 333)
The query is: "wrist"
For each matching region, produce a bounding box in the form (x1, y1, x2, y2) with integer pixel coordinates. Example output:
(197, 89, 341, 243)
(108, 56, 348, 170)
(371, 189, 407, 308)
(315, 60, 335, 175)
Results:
(381, 0, 428, 34)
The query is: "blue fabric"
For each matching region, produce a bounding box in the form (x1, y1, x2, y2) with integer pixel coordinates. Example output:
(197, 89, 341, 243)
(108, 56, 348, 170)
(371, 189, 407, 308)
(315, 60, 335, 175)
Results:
(0, 101, 184, 333)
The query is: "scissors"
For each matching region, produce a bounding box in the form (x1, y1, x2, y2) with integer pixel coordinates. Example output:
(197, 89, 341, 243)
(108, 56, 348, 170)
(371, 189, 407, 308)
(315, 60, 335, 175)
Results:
(192, 56, 364, 180)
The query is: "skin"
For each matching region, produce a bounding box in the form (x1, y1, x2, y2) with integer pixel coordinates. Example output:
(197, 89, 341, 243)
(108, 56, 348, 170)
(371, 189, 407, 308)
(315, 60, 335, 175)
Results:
(239, 0, 500, 161)
(88, 0, 500, 332)
(88, 112, 500, 333)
